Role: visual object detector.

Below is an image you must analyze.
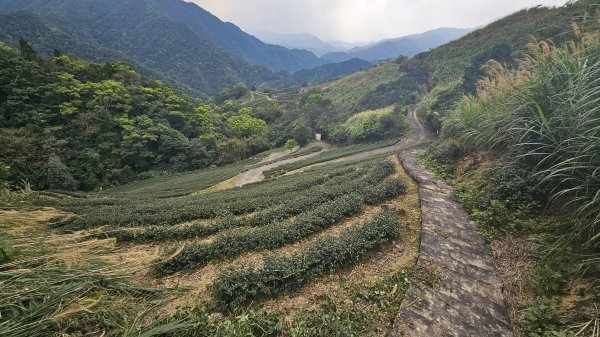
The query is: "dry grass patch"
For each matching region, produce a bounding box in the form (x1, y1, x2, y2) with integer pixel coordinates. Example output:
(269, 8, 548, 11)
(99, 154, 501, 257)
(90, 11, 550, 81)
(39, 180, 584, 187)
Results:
(0, 207, 70, 236)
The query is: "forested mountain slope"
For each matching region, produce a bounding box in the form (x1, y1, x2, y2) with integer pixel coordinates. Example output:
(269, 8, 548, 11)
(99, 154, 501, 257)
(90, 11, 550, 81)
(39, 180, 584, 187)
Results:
(0, 42, 275, 191)
(144, 0, 324, 72)
(0, 0, 309, 96)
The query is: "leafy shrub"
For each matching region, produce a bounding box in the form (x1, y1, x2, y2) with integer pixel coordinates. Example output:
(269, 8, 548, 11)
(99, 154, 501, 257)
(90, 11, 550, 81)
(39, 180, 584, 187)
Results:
(330, 105, 409, 144)
(284, 139, 297, 150)
(521, 299, 575, 337)
(453, 174, 539, 233)
(140, 269, 412, 336)
(365, 178, 406, 205)
(425, 139, 465, 174)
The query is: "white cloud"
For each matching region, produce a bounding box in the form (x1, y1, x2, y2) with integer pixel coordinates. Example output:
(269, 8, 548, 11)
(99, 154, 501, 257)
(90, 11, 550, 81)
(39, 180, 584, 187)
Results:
(188, 0, 570, 42)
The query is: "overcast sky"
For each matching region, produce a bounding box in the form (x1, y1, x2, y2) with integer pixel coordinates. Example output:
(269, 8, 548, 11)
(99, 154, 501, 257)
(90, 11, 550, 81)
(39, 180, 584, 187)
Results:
(188, 0, 570, 42)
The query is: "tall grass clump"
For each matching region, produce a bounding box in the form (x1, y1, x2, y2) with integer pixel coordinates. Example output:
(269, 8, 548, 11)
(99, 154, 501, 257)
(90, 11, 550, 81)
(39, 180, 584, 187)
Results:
(443, 23, 600, 253)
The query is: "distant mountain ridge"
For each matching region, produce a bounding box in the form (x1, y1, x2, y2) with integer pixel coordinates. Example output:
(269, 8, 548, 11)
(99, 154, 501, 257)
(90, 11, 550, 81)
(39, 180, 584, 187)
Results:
(322, 27, 473, 62)
(142, 0, 325, 71)
(293, 58, 372, 85)
(0, 0, 473, 97)
(256, 32, 348, 57)
(0, 0, 327, 96)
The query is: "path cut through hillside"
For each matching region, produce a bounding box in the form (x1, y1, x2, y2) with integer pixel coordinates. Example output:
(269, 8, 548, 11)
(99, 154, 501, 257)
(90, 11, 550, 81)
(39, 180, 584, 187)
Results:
(388, 150, 513, 336)
(222, 107, 430, 189)
(303, 106, 429, 166)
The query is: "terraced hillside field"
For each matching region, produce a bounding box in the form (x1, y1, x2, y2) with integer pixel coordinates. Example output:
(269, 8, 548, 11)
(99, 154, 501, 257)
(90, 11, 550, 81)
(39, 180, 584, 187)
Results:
(1, 152, 422, 336)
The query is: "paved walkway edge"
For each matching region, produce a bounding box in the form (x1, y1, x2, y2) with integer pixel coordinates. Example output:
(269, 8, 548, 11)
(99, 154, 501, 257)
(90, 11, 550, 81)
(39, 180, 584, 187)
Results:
(388, 150, 513, 337)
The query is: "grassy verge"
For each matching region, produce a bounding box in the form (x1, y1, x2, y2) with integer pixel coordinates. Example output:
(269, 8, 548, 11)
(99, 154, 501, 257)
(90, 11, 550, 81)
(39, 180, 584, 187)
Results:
(421, 145, 599, 336)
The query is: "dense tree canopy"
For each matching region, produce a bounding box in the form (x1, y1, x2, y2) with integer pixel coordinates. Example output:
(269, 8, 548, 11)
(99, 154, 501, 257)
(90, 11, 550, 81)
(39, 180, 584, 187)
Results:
(0, 42, 271, 191)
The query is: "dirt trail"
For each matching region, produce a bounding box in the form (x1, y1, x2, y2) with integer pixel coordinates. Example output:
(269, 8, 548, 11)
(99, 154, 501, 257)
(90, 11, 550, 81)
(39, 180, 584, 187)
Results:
(285, 107, 431, 175)
(212, 107, 430, 189)
(257, 147, 299, 165)
(232, 141, 332, 187)
(323, 106, 429, 163)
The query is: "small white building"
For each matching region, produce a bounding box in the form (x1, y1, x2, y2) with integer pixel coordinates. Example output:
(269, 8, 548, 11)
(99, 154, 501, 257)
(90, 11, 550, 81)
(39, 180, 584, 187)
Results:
(315, 133, 322, 141)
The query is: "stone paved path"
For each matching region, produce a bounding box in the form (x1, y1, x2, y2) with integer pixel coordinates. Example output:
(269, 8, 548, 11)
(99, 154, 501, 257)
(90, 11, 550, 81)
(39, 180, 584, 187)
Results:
(388, 150, 513, 337)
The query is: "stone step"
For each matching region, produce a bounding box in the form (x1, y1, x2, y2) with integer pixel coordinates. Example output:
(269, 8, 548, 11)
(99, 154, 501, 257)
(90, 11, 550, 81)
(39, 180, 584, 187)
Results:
(388, 150, 513, 337)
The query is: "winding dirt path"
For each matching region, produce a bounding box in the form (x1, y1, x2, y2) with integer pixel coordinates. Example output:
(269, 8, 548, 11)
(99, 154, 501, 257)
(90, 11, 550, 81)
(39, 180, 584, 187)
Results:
(284, 107, 432, 175)
(233, 141, 332, 187)
(320, 106, 429, 163)
(207, 106, 429, 190)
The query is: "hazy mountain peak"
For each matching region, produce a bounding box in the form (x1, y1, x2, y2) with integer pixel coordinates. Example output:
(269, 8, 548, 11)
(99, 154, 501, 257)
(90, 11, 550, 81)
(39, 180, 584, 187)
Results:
(255, 31, 347, 57)
(323, 27, 473, 62)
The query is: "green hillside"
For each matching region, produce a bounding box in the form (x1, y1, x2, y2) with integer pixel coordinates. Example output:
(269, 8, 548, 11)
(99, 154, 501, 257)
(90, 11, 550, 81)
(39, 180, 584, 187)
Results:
(317, 62, 403, 113)
(309, 1, 596, 134)
(421, 2, 591, 85)
(144, 0, 325, 72)
(0, 43, 274, 191)
(1, 1, 599, 336)
(0, 0, 287, 96)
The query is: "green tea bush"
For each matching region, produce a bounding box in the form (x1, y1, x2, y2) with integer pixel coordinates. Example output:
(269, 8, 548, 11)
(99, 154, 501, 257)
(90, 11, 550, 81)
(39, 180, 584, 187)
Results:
(100, 160, 398, 243)
(153, 194, 364, 275)
(212, 212, 401, 308)
(153, 160, 403, 275)
(60, 164, 363, 229)
(363, 179, 407, 205)
(101, 167, 365, 242)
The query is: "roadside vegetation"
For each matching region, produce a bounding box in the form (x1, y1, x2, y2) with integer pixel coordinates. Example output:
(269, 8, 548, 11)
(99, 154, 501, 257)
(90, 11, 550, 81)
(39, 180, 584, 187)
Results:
(424, 22, 600, 336)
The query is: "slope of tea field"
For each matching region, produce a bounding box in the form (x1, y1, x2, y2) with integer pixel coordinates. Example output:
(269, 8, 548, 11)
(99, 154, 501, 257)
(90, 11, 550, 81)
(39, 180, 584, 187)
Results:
(2, 149, 422, 336)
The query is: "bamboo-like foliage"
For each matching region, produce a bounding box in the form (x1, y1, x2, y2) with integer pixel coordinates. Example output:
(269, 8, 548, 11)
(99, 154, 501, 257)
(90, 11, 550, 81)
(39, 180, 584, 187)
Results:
(443, 21, 600, 252)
